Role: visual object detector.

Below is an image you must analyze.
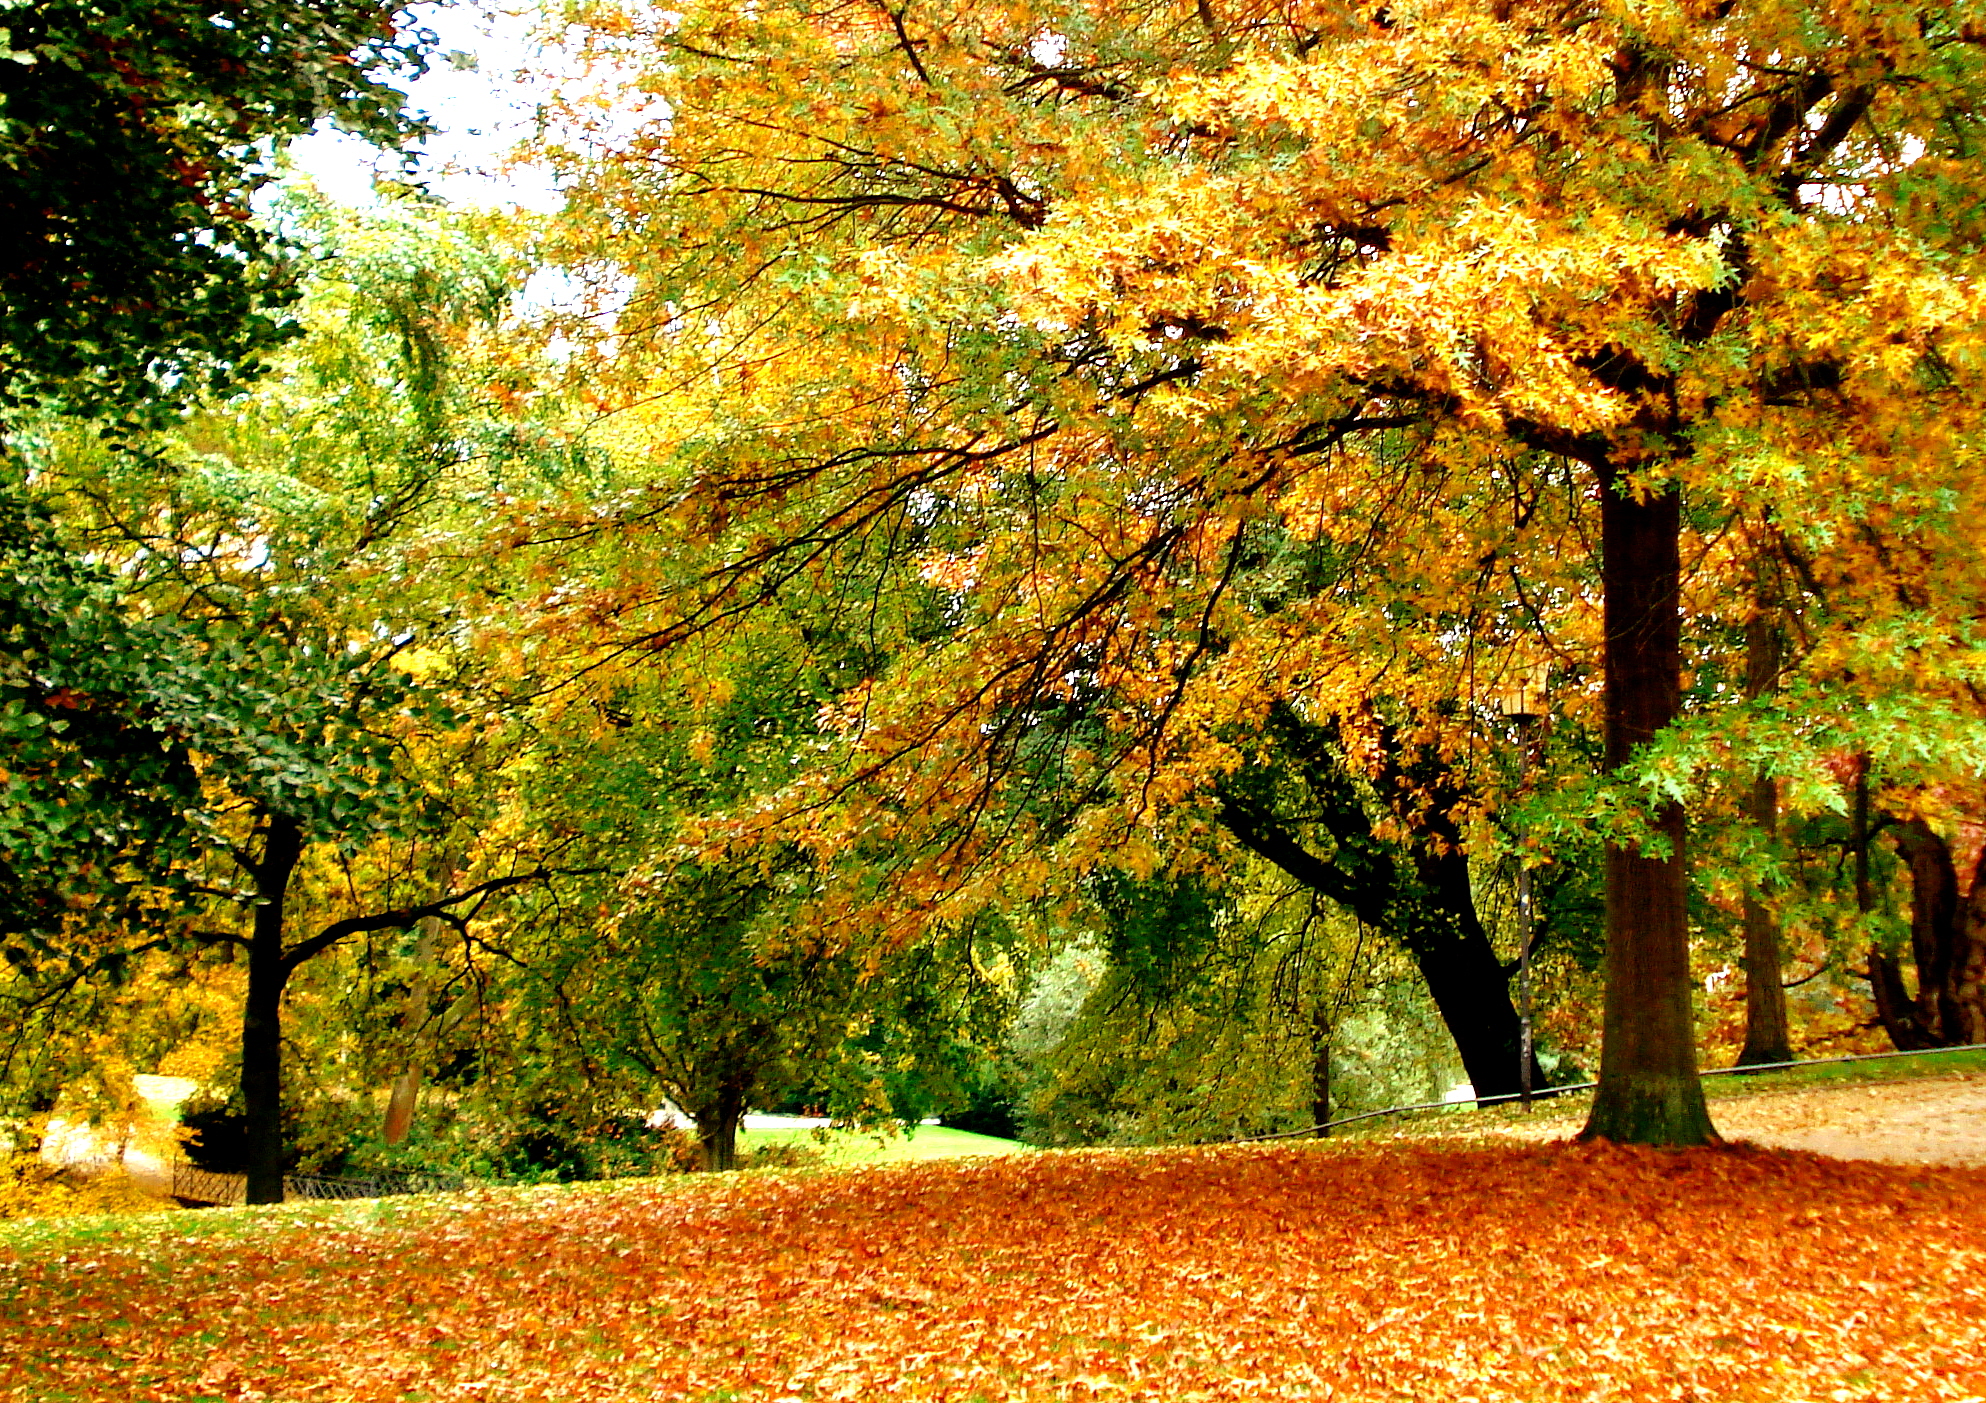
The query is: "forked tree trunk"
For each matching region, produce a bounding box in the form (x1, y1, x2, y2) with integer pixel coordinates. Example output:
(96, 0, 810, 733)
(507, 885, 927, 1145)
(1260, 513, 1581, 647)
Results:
(1737, 609, 1792, 1067)
(1581, 472, 1716, 1145)
(1872, 819, 1986, 1049)
(242, 812, 305, 1204)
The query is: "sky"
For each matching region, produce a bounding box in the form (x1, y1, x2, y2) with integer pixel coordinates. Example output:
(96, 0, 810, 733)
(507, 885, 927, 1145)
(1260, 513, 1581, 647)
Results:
(284, 0, 564, 212)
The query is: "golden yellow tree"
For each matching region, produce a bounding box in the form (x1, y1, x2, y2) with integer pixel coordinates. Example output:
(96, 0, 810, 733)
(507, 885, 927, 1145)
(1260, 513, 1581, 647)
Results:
(536, 0, 1986, 1143)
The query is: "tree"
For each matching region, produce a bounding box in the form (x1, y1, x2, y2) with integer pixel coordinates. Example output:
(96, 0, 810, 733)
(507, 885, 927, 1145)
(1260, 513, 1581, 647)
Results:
(1215, 702, 1547, 1100)
(0, 0, 427, 425)
(535, 0, 1986, 1144)
(1733, 557, 1793, 1067)
(1013, 861, 1416, 1145)
(8, 195, 586, 1202)
(470, 605, 1010, 1172)
(0, 1, 440, 1190)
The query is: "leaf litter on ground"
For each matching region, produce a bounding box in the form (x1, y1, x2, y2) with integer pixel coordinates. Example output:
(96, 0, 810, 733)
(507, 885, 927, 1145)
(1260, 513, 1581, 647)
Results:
(4, 1137, 1985, 1402)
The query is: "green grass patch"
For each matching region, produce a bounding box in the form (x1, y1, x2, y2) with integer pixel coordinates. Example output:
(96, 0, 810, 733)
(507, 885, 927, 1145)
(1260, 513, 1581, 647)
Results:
(1698, 1043, 1986, 1094)
(0, 1128, 1029, 1255)
(740, 1123, 1031, 1166)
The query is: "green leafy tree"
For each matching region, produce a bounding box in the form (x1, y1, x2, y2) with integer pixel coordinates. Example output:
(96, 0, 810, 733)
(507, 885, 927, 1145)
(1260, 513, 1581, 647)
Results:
(5, 197, 584, 1201)
(0, 0, 428, 424)
(474, 618, 1009, 1172)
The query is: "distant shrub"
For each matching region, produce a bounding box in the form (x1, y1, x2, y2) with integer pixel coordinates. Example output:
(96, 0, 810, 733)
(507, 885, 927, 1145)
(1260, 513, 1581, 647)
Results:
(0, 1155, 170, 1223)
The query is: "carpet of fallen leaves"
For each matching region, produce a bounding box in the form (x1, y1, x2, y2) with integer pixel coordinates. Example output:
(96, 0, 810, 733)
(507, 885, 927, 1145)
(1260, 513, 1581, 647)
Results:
(5, 1140, 1986, 1402)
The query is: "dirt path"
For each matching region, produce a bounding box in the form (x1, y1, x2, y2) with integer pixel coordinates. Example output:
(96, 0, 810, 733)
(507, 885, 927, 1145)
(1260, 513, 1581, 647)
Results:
(1469, 1070, 1986, 1166)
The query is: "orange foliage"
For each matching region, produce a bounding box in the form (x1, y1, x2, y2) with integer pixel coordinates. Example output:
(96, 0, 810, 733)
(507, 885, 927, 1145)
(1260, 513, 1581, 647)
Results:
(5, 1141, 1984, 1400)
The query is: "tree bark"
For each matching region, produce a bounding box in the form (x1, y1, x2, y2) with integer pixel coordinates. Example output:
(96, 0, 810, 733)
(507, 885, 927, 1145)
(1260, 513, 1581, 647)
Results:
(1309, 1006, 1332, 1136)
(1872, 819, 1986, 1049)
(242, 811, 304, 1204)
(1581, 473, 1715, 1145)
(1400, 843, 1540, 1100)
(1736, 609, 1791, 1067)
(695, 1080, 747, 1172)
(1217, 796, 1540, 1100)
(382, 916, 441, 1146)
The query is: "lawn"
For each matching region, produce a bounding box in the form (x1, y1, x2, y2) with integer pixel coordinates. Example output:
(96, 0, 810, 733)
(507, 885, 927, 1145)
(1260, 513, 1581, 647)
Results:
(742, 1123, 1030, 1166)
(5, 1135, 1985, 1401)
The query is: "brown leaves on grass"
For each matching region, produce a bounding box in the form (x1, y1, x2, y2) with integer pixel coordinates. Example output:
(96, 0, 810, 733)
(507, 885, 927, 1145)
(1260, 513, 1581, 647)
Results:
(4, 1140, 1985, 1401)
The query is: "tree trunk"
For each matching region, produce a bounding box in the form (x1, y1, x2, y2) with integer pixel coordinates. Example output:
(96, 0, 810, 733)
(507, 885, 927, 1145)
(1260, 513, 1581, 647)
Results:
(242, 812, 304, 1204)
(1873, 819, 1986, 1049)
(382, 1071, 421, 1146)
(1309, 1007, 1332, 1136)
(1955, 867, 1986, 1046)
(1899, 819, 1962, 1037)
(1581, 473, 1715, 1145)
(382, 916, 441, 1146)
(1405, 842, 1547, 1101)
(695, 1081, 747, 1172)
(1868, 947, 1935, 1050)
(1736, 609, 1791, 1067)
(1217, 773, 1541, 1102)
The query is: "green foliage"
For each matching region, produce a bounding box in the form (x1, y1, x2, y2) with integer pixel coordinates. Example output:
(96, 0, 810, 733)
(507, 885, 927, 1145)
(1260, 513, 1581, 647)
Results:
(0, 487, 203, 948)
(1005, 868, 1456, 1145)
(0, 0, 429, 424)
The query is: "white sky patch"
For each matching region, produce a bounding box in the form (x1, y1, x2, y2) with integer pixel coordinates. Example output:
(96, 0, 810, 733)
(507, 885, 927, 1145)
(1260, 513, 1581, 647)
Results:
(282, 0, 565, 212)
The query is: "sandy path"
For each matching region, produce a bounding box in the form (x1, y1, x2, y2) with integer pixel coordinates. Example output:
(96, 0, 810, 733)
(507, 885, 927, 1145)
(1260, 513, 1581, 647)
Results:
(1709, 1074, 1986, 1165)
(1466, 1071, 1986, 1166)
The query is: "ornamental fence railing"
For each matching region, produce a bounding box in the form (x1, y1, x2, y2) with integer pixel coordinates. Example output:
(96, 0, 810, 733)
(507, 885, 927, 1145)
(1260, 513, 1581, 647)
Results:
(170, 1163, 465, 1206)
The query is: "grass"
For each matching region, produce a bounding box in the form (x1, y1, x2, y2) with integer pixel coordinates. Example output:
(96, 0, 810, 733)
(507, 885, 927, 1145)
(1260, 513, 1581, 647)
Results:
(0, 1126, 1030, 1254)
(741, 1123, 1030, 1166)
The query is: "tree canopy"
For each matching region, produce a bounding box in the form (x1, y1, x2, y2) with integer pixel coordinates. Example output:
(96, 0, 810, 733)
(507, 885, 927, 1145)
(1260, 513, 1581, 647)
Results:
(529, 0, 1986, 1144)
(9, 0, 1986, 1177)
(0, 0, 431, 423)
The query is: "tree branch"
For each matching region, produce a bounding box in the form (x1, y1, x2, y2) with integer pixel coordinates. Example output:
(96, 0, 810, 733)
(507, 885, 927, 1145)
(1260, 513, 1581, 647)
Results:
(280, 867, 608, 976)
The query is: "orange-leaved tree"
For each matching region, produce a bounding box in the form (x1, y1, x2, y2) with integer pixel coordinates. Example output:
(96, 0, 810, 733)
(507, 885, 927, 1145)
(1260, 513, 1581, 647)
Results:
(534, 0, 1986, 1144)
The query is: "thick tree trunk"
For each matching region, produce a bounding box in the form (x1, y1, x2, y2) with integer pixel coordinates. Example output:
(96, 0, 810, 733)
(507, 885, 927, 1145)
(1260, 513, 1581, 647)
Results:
(1581, 474, 1715, 1145)
(1899, 819, 1962, 1037)
(1217, 759, 1542, 1102)
(695, 1081, 747, 1172)
(1400, 844, 1542, 1100)
(242, 812, 304, 1204)
(1737, 610, 1791, 1067)
(1869, 948, 1935, 1050)
(1957, 875, 1986, 1047)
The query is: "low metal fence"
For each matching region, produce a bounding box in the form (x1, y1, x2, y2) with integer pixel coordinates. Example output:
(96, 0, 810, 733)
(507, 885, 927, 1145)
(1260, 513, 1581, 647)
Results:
(283, 1170, 464, 1201)
(1244, 1039, 1986, 1142)
(170, 1163, 465, 1205)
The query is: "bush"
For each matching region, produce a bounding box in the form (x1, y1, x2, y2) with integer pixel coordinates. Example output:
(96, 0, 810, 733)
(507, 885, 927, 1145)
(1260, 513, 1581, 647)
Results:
(0, 1154, 170, 1223)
